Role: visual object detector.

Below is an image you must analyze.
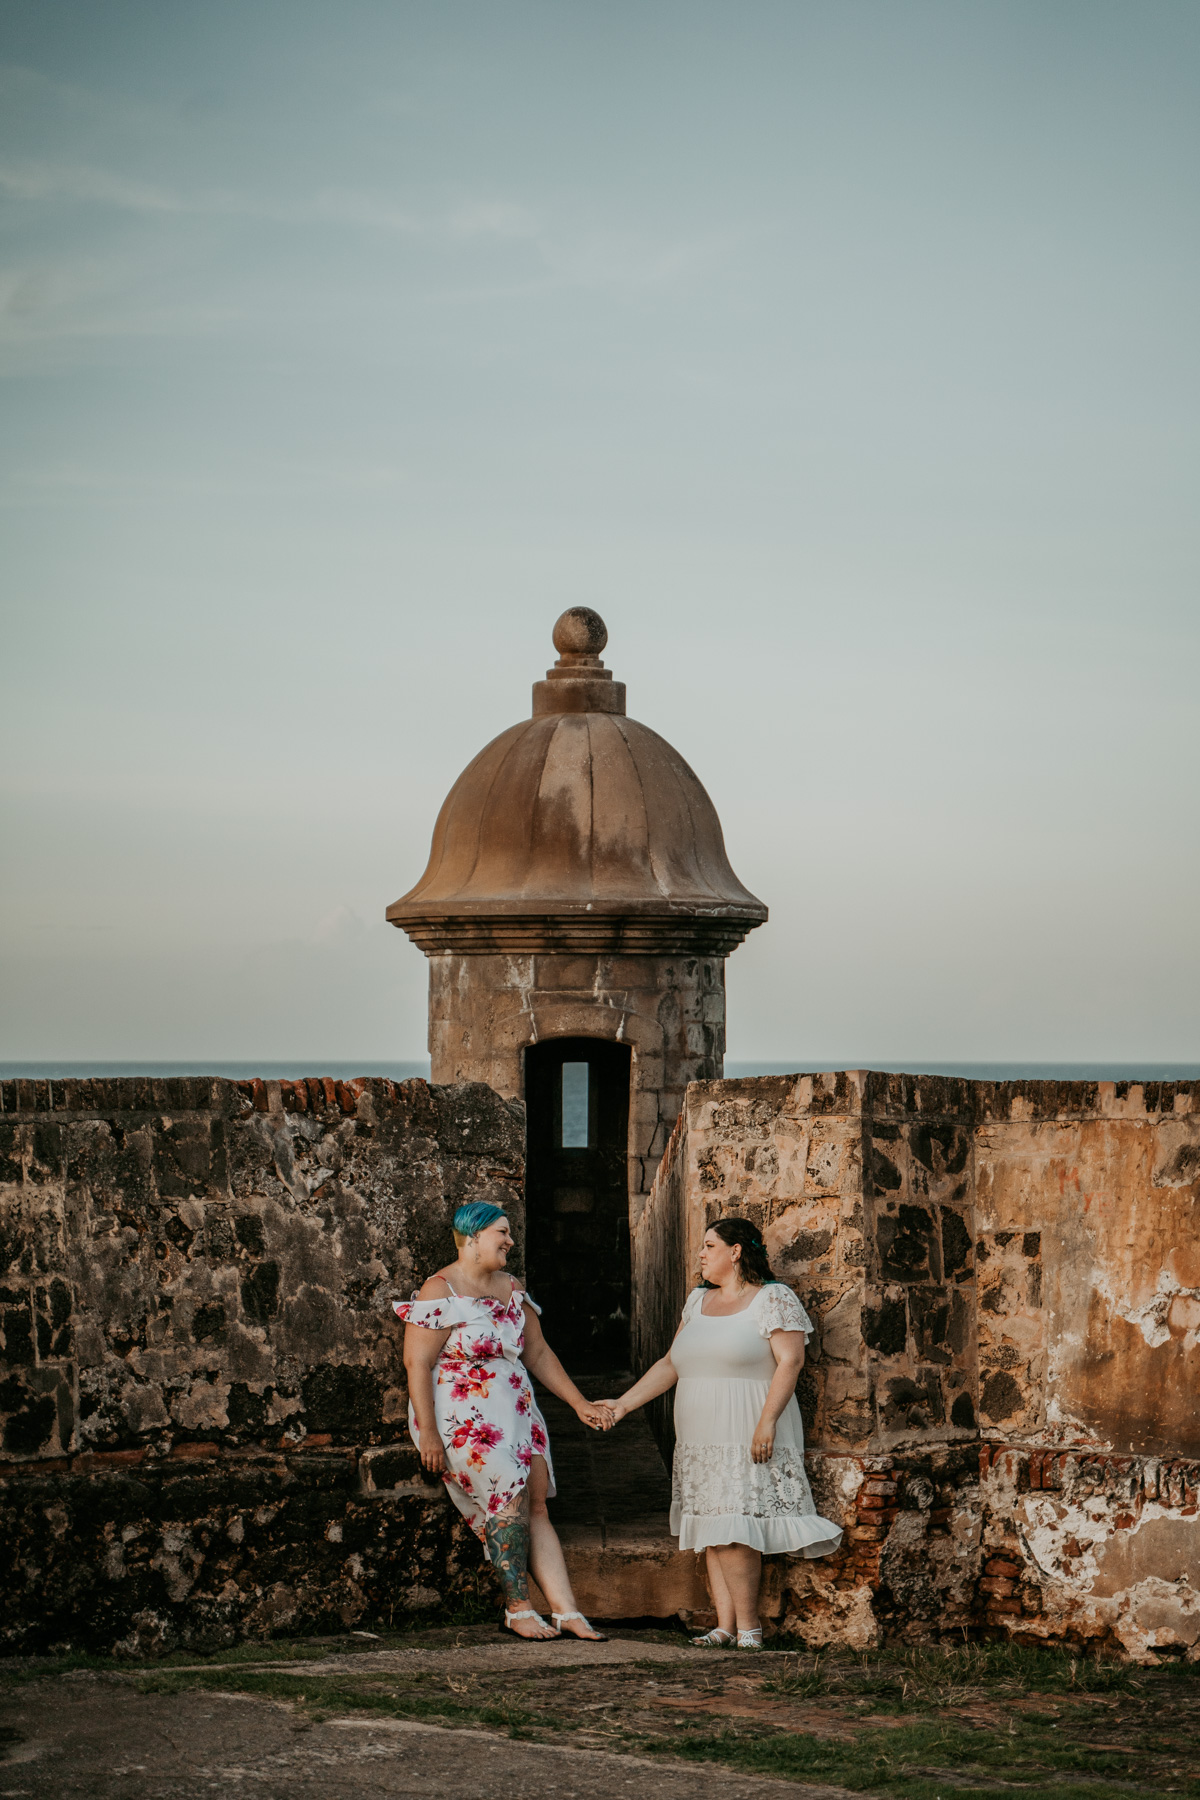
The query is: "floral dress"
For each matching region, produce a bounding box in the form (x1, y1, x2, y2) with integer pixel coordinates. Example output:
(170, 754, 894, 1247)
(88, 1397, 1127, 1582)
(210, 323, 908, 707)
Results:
(392, 1279, 553, 1540)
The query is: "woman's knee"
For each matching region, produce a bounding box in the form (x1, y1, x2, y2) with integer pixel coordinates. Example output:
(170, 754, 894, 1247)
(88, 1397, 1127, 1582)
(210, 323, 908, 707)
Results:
(528, 1469, 551, 1520)
(527, 1454, 551, 1512)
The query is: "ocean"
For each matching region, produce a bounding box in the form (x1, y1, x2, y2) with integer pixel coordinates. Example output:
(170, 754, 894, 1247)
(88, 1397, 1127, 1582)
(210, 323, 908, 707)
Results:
(2, 1060, 1197, 1083)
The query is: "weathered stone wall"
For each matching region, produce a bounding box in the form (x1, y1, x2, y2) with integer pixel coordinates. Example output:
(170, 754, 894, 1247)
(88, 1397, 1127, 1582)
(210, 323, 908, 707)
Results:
(973, 1090, 1200, 1455)
(640, 1072, 879, 1454)
(631, 1111, 689, 1462)
(643, 1070, 1200, 1661)
(428, 950, 726, 1223)
(0, 1075, 523, 1653)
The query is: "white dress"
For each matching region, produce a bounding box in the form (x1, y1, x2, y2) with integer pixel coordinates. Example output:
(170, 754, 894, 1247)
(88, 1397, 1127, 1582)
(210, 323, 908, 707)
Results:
(669, 1283, 843, 1558)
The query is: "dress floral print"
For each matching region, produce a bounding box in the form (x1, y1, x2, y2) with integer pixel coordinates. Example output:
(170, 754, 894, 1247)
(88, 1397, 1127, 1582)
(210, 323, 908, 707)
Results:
(393, 1281, 553, 1539)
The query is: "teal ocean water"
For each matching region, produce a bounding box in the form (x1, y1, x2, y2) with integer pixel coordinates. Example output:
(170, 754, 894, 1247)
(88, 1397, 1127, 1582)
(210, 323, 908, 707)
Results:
(3, 1060, 1197, 1082)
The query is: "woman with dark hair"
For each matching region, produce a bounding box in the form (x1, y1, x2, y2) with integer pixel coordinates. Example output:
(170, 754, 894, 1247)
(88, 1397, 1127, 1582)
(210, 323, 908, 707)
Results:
(602, 1217, 841, 1648)
(394, 1201, 612, 1640)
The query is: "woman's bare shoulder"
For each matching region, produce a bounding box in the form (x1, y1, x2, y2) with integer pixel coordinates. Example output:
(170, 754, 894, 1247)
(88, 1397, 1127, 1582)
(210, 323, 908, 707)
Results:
(417, 1271, 455, 1301)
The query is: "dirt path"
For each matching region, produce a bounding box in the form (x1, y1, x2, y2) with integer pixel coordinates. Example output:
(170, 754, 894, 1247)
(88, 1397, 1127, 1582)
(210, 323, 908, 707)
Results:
(3, 1625, 1197, 1798)
(0, 1679, 850, 1800)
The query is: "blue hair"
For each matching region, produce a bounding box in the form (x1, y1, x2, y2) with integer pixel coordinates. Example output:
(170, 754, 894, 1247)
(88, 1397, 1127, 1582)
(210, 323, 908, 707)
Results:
(453, 1201, 507, 1241)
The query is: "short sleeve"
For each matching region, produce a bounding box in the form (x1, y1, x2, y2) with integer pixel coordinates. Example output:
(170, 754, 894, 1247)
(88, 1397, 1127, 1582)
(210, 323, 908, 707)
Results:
(755, 1283, 814, 1341)
(392, 1295, 476, 1329)
(680, 1289, 705, 1326)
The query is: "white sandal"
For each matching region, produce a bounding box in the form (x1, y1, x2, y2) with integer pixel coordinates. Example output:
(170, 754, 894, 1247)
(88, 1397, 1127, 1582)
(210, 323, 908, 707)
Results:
(738, 1627, 764, 1650)
(691, 1627, 735, 1647)
(502, 1608, 558, 1638)
(551, 1610, 608, 1641)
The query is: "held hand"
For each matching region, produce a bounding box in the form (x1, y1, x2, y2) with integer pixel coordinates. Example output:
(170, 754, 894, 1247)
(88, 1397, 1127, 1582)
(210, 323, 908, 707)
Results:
(596, 1397, 628, 1425)
(750, 1422, 775, 1464)
(577, 1401, 616, 1431)
(420, 1431, 448, 1475)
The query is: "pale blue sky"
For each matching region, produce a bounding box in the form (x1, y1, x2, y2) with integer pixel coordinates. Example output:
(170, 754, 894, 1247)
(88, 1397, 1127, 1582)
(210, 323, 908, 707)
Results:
(2, 1, 1198, 1063)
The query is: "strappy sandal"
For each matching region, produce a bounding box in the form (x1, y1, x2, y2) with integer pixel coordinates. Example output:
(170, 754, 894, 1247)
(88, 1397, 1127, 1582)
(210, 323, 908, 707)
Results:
(500, 1608, 559, 1639)
(691, 1627, 735, 1647)
(551, 1610, 608, 1641)
(737, 1627, 764, 1650)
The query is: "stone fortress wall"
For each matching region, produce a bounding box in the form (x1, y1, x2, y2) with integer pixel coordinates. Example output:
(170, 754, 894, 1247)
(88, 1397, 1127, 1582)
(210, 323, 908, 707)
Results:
(0, 1075, 522, 1655)
(3, 1067, 1198, 1661)
(632, 1070, 1200, 1661)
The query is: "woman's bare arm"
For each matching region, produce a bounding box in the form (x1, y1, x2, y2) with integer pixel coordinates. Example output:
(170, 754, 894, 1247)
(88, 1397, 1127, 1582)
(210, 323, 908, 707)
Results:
(401, 1276, 454, 1474)
(519, 1302, 612, 1429)
(750, 1329, 806, 1464)
(600, 1352, 678, 1422)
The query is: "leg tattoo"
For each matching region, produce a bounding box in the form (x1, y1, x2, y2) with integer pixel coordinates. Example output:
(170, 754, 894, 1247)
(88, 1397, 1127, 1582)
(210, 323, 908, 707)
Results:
(483, 1491, 531, 1611)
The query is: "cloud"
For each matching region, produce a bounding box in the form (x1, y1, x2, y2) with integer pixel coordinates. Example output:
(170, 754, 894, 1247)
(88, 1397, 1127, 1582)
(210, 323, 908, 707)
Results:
(0, 455, 409, 507)
(448, 200, 541, 241)
(0, 255, 245, 364)
(0, 149, 734, 377)
(0, 156, 720, 287)
(0, 161, 181, 212)
(303, 187, 422, 233)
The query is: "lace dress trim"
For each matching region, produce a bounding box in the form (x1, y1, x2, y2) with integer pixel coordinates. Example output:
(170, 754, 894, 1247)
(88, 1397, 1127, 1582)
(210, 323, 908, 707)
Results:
(672, 1440, 816, 1518)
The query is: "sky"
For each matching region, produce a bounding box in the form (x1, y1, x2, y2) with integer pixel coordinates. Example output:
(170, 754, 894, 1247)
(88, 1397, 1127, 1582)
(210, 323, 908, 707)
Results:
(1, 0, 1198, 1067)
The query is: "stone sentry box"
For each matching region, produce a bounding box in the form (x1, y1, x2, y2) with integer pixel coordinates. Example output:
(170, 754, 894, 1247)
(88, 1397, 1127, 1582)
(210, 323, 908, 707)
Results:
(633, 1070, 1200, 1661)
(386, 609, 767, 1238)
(0, 1074, 522, 1654)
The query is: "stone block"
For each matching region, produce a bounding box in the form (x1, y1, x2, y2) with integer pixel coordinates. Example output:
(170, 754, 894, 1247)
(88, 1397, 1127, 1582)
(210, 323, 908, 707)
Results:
(631, 1055, 666, 1091)
(862, 1291, 907, 1356)
(876, 1204, 941, 1283)
(359, 1443, 433, 1493)
(865, 1127, 908, 1199)
(629, 1116, 658, 1158)
(905, 1121, 971, 1201)
(531, 957, 604, 992)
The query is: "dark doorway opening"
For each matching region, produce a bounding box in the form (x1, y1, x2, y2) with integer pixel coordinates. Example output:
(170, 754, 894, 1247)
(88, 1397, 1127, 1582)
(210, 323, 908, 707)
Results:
(523, 1037, 632, 1371)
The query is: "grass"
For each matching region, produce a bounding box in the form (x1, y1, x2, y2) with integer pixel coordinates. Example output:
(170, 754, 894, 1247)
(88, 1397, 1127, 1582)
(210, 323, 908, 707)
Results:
(5, 1631, 1199, 1796)
(763, 1642, 1162, 1710)
(647, 1724, 1187, 1800)
(130, 1664, 563, 1737)
(663, 1643, 1200, 1798)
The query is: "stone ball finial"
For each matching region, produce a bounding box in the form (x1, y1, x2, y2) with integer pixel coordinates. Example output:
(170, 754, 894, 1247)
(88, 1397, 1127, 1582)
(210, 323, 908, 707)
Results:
(553, 607, 608, 656)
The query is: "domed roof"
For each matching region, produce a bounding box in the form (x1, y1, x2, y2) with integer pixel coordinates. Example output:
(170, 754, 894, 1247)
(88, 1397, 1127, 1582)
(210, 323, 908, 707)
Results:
(387, 610, 767, 955)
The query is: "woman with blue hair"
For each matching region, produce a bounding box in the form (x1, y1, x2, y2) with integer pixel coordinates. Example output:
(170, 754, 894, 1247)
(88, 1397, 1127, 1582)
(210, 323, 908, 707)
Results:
(395, 1199, 613, 1640)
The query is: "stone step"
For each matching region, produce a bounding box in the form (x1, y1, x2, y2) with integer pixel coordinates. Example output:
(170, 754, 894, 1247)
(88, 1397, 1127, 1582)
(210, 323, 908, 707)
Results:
(534, 1374, 709, 1620)
(532, 1525, 710, 1621)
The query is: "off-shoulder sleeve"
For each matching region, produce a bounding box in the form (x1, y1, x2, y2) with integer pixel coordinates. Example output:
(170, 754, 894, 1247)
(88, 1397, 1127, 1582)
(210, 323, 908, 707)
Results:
(755, 1283, 814, 1341)
(392, 1295, 476, 1329)
(516, 1288, 542, 1316)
